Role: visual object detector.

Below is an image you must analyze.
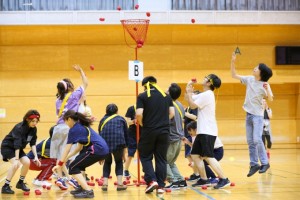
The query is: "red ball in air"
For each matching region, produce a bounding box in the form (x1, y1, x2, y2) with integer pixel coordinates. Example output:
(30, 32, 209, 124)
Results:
(191, 18, 196, 23)
(135, 4, 139, 9)
(146, 12, 151, 17)
(117, 6, 121, 11)
(90, 65, 95, 70)
(99, 18, 105, 22)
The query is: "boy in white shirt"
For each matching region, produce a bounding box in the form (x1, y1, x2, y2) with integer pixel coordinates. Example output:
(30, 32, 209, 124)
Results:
(185, 74, 230, 189)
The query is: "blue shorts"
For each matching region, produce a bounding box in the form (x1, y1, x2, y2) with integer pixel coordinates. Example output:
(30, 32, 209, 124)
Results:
(127, 136, 137, 157)
(184, 135, 193, 157)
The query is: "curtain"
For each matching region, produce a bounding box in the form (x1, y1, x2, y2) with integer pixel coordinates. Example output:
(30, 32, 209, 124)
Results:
(172, 0, 300, 10)
(0, 0, 138, 11)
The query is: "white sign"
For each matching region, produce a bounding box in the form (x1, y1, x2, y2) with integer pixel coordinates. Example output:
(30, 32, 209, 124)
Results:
(129, 60, 144, 81)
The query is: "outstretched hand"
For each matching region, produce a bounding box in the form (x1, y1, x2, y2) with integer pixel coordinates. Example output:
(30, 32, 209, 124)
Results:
(231, 52, 236, 62)
(73, 64, 82, 72)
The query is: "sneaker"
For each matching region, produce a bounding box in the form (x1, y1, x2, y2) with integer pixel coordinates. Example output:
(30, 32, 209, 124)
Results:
(145, 181, 158, 193)
(179, 180, 187, 188)
(56, 178, 68, 190)
(156, 187, 165, 194)
(209, 178, 219, 185)
(191, 179, 210, 187)
(1, 185, 15, 194)
(101, 185, 108, 192)
(188, 173, 200, 181)
(70, 186, 83, 195)
(68, 178, 80, 188)
(124, 170, 130, 178)
(259, 164, 270, 173)
(165, 181, 180, 190)
(74, 189, 94, 198)
(213, 178, 230, 189)
(247, 165, 260, 177)
(117, 185, 127, 191)
(16, 182, 30, 191)
(33, 179, 52, 187)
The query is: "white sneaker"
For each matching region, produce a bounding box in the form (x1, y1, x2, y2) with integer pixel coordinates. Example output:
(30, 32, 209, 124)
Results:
(33, 179, 52, 187)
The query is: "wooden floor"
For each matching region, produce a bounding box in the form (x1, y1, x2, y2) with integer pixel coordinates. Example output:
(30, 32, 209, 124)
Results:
(0, 149, 299, 200)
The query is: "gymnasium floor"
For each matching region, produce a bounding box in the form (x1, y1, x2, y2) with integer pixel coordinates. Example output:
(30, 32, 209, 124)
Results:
(0, 148, 299, 200)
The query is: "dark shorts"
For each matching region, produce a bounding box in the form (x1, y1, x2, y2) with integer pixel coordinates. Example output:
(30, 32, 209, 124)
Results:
(127, 136, 137, 157)
(1, 146, 27, 162)
(191, 134, 216, 158)
(184, 135, 193, 157)
(68, 152, 107, 175)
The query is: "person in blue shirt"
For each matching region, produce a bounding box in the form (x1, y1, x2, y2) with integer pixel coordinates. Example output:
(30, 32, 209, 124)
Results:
(52, 110, 109, 198)
(27, 125, 57, 187)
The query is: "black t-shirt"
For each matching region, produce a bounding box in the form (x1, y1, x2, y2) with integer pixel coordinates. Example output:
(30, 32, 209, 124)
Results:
(125, 105, 138, 137)
(137, 89, 173, 133)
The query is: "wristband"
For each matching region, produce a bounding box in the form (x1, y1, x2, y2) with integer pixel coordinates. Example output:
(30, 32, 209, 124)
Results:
(58, 160, 64, 166)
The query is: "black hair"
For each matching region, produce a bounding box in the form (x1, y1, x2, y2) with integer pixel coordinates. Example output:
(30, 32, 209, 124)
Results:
(63, 110, 92, 127)
(168, 83, 181, 100)
(186, 121, 197, 131)
(56, 82, 67, 100)
(258, 63, 273, 82)
(23, 109, 40, 122)
(206, 74, 221, 91)
(106, 103, 118, 115)
(49, 125, 56, 138)
(142, 76, 157, 88)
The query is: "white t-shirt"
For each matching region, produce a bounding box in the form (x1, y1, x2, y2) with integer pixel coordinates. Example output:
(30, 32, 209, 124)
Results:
(240, 76, 273, 116)
(78, 103, 92, 118)
(192, 90, 218, 136)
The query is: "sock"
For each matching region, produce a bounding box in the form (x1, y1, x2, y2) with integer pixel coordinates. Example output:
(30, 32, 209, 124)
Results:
(18, 176, 25, 183)
(4, 179, 11, 187)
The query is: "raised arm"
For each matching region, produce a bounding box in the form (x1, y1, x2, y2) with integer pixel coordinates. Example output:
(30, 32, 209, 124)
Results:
(231, 52, 242, 80)
(73, 64, 88, 90)
(185, 83, 198, 109)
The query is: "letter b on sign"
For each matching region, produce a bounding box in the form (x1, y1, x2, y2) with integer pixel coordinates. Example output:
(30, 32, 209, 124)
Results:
(129, 60, 143, 81)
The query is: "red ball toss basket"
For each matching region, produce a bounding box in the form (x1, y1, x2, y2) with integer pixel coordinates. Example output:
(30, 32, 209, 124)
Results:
(121, 19, 150, 50)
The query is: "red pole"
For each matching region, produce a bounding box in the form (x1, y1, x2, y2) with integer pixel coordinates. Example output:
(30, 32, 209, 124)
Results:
(135, 47, 141, 184)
